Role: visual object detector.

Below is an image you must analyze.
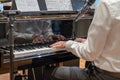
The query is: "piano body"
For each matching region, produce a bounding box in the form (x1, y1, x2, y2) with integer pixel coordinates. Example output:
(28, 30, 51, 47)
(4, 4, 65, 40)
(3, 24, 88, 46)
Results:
(0, 12, 79, 74)
(0, 8, 80, 76)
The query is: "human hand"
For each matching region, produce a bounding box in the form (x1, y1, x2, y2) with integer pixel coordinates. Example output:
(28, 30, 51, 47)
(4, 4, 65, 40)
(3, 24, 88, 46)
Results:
(50, 41, 66, 48)
(14, 37, 26, 44)
(48, 34, 66, 42)
(32, 35, 47, 43)
(74, 38, 86, 43)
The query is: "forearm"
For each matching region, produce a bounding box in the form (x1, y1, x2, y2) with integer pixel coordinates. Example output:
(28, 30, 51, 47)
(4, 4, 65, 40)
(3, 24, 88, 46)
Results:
(13, 31, 33, 40)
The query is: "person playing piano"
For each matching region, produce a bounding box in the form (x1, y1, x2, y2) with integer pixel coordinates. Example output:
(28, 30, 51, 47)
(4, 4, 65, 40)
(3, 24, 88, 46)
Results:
(13, 19, 66, 44)
(50, 0, 120, 80)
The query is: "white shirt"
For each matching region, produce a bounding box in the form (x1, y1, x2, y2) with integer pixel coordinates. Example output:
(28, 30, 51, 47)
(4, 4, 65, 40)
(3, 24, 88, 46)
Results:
(65, 0, 120, 72)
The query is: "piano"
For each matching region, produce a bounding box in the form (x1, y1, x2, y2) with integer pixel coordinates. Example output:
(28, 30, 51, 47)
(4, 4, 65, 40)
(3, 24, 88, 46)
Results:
(0, 1, 87, 79)
(3, 42, 66, 58)
(0, 11, 79, 75)
(0, 41, 78, 74)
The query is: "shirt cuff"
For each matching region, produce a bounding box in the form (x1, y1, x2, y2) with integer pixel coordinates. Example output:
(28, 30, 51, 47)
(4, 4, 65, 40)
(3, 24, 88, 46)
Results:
(24, 34, 33, 40)
(65, 40, 75, 51)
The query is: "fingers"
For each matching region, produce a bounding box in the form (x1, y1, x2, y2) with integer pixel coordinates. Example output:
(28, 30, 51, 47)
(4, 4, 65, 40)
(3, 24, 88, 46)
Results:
(32, 34, 66, 43)
(50, 41, 66, 48)
(49, 35, 66, 41)
(48, 36, 54, 42)
(56, 35, 66, 41)
(33, 36, 47, 43)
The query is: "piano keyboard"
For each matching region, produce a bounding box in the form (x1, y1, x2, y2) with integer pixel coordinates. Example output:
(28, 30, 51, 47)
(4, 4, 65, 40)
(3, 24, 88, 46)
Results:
(13, 42, 66, 58)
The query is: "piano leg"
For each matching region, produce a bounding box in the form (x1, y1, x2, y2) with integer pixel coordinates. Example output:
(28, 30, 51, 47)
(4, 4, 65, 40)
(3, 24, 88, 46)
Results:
(28, 66, 46, 80)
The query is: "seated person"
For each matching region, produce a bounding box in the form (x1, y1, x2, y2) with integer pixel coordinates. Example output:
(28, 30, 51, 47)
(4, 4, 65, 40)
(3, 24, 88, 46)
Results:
(13, 20, 66, 44)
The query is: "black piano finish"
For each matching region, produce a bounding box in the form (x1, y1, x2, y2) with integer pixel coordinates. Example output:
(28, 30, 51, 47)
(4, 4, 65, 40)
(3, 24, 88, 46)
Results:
(17, 51, 78, 70)
(0, 50, 78, 74)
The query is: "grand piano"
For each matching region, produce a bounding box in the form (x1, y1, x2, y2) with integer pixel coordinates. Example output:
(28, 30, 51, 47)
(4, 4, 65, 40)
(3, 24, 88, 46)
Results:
(0, 16, 79, 78)
(0, 0, 93, 80)
(0, 22, 78, 79)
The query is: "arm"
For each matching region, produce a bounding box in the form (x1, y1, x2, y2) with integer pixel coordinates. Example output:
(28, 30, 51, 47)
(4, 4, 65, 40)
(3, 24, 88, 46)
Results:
(13, 29, 33, 44)
(13, 31, 33, 40)
(13, 22, 34, 41)
(42, 20, 54, 39)
(51, 1, 113, 61)
(14, 21, 47, 43)
(42, 20, 66, 41)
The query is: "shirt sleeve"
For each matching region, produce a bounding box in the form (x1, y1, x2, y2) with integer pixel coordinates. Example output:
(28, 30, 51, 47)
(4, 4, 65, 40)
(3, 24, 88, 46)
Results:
(65, 1, 113, 61)
(13, 30, 33, 40)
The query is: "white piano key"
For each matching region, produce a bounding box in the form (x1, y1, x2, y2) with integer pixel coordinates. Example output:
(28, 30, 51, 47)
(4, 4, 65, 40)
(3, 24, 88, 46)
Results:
(14, 47, 66, 58)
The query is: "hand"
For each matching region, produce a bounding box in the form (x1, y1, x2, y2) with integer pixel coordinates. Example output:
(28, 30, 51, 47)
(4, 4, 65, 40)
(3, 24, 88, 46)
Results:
(14, 37, 26, 44)
(50, 41, 66, 48)
(74, 38, 86, 43)
(32, 35, 47, 43)
(48, 34, 66, 42)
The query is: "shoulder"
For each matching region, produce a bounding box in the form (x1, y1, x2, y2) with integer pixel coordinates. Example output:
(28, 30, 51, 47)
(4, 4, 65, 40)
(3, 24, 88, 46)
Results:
(100, 0, 120, 5)
(99, 0, 120, 18)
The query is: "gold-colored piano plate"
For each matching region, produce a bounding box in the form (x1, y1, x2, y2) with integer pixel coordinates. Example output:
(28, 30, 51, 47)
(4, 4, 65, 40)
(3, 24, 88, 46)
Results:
(0, 14, 77, 22)
(16, 14, 76, 20)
